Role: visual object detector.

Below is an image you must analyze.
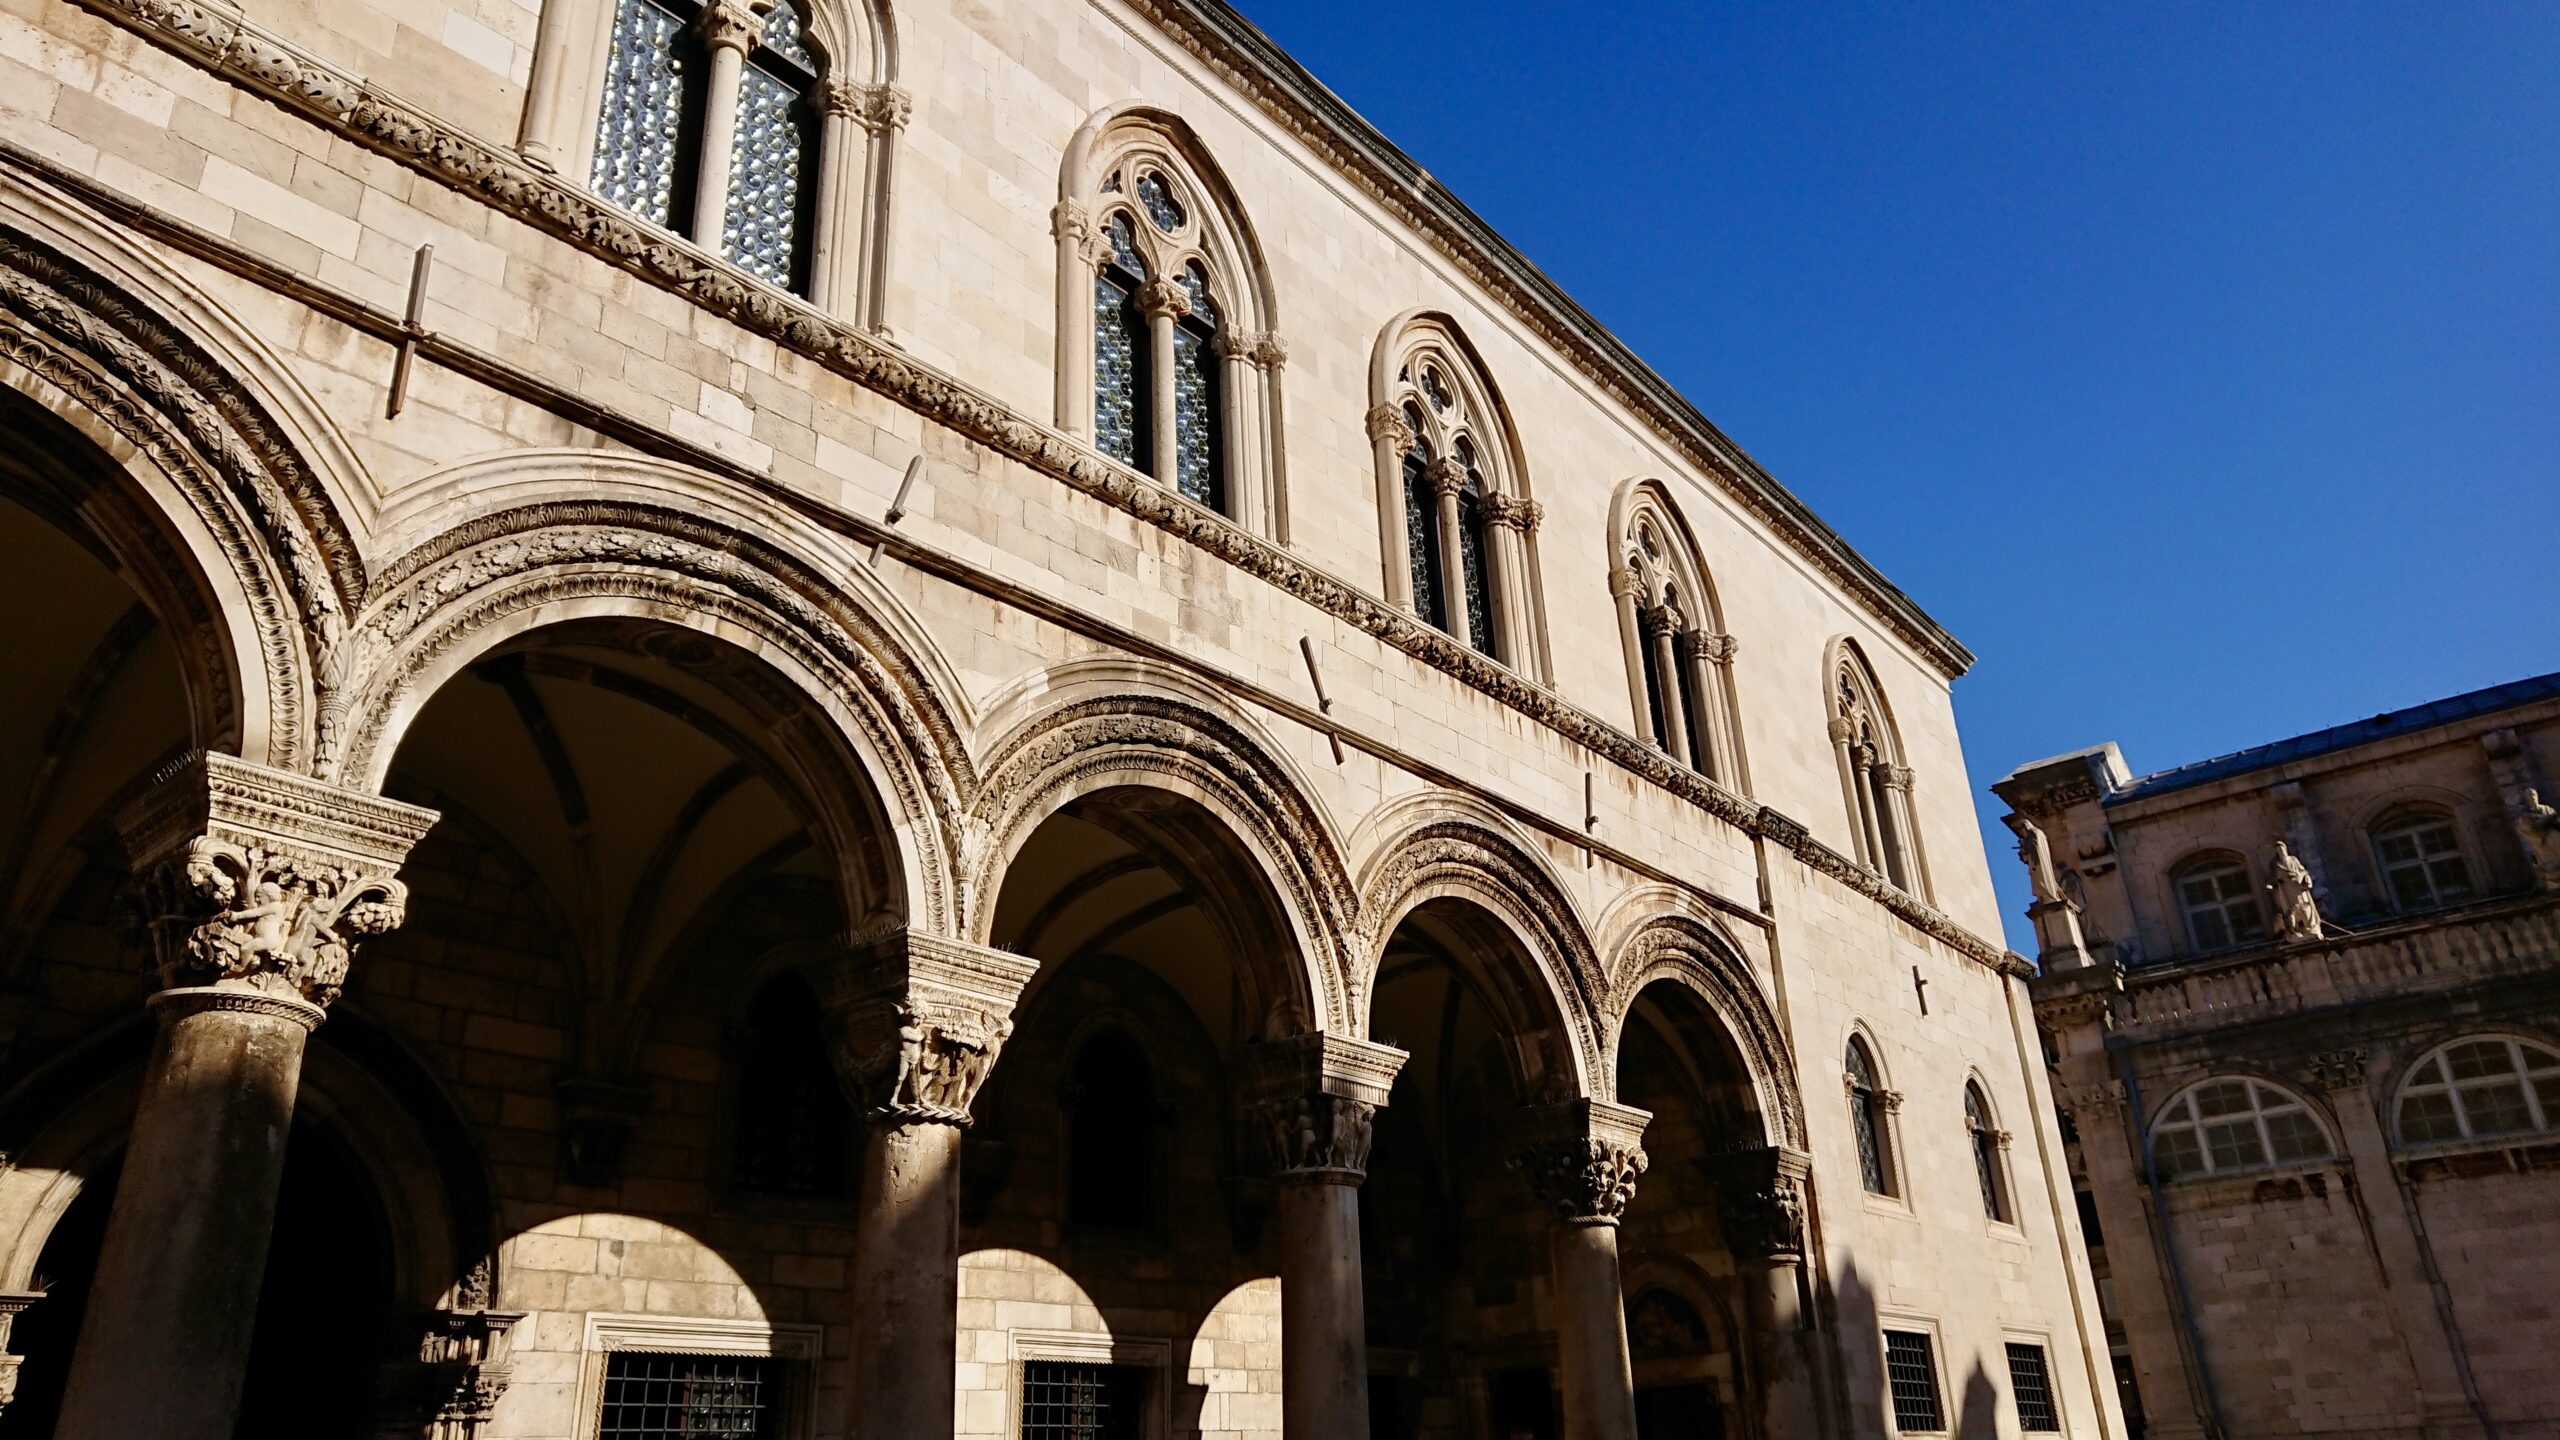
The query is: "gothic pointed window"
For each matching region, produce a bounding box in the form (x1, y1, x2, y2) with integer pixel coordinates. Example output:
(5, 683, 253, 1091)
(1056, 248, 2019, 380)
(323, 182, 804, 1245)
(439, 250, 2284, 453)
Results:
(1965, 1082, 2010, 1222)
(1370, 315, 1545, 675)
(1830, 645, 1921, 895)
(734, 973, 853, 1199)
(589, 0, 830, 296)
(1061, 117, 1276, 529)
(1609, 489, 1744, 790)
(1094, 213, 1151, 468)
(1847, 1037, 1896, 1196)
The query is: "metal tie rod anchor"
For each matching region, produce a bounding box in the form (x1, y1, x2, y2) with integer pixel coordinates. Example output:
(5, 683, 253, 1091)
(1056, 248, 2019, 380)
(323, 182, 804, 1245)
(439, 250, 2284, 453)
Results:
(1298, 636, 1347, 766)
(865, 455, 926, 566)
(385, 243, 434, 419)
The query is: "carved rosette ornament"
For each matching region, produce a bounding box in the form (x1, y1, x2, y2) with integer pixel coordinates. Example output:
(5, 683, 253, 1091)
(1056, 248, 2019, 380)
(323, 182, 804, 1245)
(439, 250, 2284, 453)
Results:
(112, 752, 438, 1015)
(1510, 1099, 1651, 1226)
(820, 926, 1037, 1128)
(1243, 1031, 1406, 1187)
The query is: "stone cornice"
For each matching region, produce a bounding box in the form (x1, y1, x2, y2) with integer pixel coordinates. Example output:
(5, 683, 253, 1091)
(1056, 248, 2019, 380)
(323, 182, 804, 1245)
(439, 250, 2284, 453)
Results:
(1123, 0, 1974, 681)
(53, 0, 2011, 971)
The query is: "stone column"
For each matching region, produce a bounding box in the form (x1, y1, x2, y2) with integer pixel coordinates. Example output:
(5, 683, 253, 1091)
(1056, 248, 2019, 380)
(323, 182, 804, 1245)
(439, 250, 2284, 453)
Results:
(1878, 764, 1921, 893)
(1609, 565, 1651, 738)
(2314, 1049, 2490, 1436)
(1645, 608, 1692, 768)
(1139, 277, 1192, 484)
(819, 927, 1038, 1440)
(1513, 1099, 1651, 1440)
(851, 82, 911, 334)
(1707, 1146, 1822, 1440)
(1368, 403, 1419, 612)
(1053, 201, 1106, 435)
(2033, 969, 2211, 1440)
(687, 0, 768, 250)
(1245, 1033, 1409, 1440)
(1684, 631, 1737, 787)
(56, 752, 438, 1440)
(808, 76, 863, 313)
(1253, 333, 1293, 544)
(1826, 717, 1869, 868)
(1216, 327, 1265, 528)
(1427, 456, 1471, 641)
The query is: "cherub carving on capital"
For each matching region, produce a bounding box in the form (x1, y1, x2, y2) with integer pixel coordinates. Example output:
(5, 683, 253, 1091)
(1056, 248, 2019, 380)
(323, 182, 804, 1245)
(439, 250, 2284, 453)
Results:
(120, 836, 410, 1007)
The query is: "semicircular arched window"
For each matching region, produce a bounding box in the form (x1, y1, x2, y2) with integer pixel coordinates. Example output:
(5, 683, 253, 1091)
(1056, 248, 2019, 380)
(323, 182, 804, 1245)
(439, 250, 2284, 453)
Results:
(2370, 807, 2475, 914)
(2398, 1036, 2560, 1145)
(2148, 1077, 2330, 1180)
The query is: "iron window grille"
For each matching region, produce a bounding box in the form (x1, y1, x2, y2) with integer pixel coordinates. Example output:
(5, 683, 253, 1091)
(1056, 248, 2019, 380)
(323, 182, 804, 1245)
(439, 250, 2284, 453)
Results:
(1020, 1360, 1147, 1440)
(1882, 1330, 1944, 1434)
(598, 1352, 784, 1440)
(2006, 1342, 2060, 1432)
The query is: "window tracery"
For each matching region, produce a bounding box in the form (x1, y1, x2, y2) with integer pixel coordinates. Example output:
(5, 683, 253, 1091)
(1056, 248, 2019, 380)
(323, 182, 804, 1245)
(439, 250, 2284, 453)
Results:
(1056, 113, 1281, 532)
(1829, 645, 1923, 895)
(1367, 316, 1549, 676)
(1608, 482, 1744, 789)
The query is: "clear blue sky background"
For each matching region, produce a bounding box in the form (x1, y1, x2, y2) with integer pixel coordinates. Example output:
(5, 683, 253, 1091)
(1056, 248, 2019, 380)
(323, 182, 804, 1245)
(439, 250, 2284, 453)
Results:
(1230, 0, 2560, 952)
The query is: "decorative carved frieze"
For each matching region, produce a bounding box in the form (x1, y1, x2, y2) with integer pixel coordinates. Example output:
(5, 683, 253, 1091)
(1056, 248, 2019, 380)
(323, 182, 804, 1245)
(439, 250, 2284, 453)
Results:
(419, 1307, 524, 1440)
(1702, 1145, 1811, 1264)
(1510, 1099, 1650, 1225)
(111, 752, 436, 1008)
(0, 1290, 41, 1417)
(819, 926, 1038, 1128)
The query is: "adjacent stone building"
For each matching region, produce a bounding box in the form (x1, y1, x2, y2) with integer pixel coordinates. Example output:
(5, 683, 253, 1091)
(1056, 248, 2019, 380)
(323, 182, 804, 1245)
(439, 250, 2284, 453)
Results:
(0, 0, 2118, 1437)
(2001, 674, 2560, 1440)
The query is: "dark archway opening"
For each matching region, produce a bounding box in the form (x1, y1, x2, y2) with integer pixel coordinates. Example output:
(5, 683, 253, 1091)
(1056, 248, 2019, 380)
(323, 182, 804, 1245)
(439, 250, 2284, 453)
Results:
(2, 1121, 395, 1439)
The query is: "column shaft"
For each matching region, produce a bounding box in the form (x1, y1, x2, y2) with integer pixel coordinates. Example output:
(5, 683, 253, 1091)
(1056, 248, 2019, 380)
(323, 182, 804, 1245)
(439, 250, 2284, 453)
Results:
(1649, 620, 1691, 768)
(688, 12, 755, 249)
(1551, 1221, 1639, 1440)
(849, 1119, 965, 1440)
(1276, 1179, 1371, 1440)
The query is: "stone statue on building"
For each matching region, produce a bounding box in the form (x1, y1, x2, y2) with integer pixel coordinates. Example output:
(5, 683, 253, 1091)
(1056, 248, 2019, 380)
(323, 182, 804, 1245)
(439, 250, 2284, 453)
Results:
(2011, 817, 2064, 905)
(2517, 788, 2560, 890)
(2269, 841, 2325, 941)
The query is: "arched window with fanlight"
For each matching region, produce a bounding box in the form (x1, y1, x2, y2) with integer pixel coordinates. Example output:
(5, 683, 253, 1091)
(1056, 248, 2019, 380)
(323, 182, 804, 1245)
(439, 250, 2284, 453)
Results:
(1965, 1081, 2012, 1222)
(1608, 479, 1746, 789)
(2397, 1036, 2560, 1145)
(1366, 312, 1551, 677)
(2147, 1076, 2332, 1180)
(2170, 851, 2266, 953)
(2369, 806, 2476, 914)
(1056, 109, 1281, 532)
(1845, 1036, 1898, 1197)
(579, 0, 897, 312)
(1828, 642, 1924, 895)
(732, 972, 853, 1199)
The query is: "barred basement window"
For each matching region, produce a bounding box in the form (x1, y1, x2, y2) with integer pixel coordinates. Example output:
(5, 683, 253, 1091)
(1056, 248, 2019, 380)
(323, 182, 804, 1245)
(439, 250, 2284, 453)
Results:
(2397, 1036, 2560, 1144)
(2149, 1076, 2330, 1180)
(599, 1353, 784, 1440)
(1020, 1360, 1146, 1440)
(2006, 1342, 2061, 1432)
(2371, 808, 2474, 913)
(1882, 1330, 1944, 1433)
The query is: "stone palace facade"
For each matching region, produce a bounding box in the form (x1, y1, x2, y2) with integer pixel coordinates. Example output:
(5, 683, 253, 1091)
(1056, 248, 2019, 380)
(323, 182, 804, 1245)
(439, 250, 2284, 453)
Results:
(0, 0, 2115, 1437)
(2001, 674, 2560, 1440)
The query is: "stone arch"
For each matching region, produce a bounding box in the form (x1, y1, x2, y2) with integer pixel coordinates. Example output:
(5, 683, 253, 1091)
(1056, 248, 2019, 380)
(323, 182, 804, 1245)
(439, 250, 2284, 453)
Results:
(0, 208, 375, 770)
(330, 495, 968, 933)
(1604, 912, 1805, 1150)
(965, 689, 1355, 1033)
(1353, 798, 1604, 1099)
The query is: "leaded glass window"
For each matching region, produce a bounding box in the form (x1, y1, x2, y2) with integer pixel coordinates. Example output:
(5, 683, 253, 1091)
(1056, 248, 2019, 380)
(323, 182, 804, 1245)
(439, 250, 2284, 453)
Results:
(1455, 465, 1495, 657)
(722, 3, 819, 290)
(593, 0, 694, 227)
(1966, 1083, 2008, 1222)
(1172, 262, 1222, 510)
(1094, 214, 1149, 469)
(2397, 1037, 2560, 1145)
(1402, 428, 1445, 631)
(2148, 1077, 2330, 1180)
(1638, 609, 1669, 747)
(1136, 169, 1184, 232)
(1847, 1038, 1894, 1196)
(2372, 809, 2474, 913)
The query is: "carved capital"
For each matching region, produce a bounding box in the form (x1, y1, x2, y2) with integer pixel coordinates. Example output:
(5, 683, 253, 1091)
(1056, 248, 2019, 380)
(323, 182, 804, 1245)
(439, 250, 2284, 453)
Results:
(1242, 1032, 1404, 1184)
(1249, 331, 1289, 369)
(818, 75, 862, 118)
(1255, 1094, 1377, 1183)
(2311, 1049, 2369, 1092)
(854, 82, 913, 134)
(1702, 1146, 1810, 1263)
(2056, 1079, 2127, 1121)
(818, 927, 1037, 1127)
(1608, 564, 1644, 601)
(112, 752, 437, 1009)
(696, 0, 769, 54)
(1881, 765, 1916, 793)
(0, 1290, 41, 1417)
(1483, 494, 1534, 530)
(1426, 455, 1469, 499)
(1363, 402, 1413, 451)
(1136, 277, 1191, 321)
(419, 1307, 525, 1440)
(1509, 1099, 1650, 1225)
(1215, 327, 1258, 362)
(1826, 716, 1858, 746)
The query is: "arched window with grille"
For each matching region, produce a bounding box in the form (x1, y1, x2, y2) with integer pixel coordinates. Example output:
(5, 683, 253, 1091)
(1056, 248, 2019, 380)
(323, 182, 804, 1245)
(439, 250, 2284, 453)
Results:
(2148, 1076, 2331, 1180)
(1608, 479, 1745, 789)
(1055, 110, 1281, 531)
(2369, 806, 2476, 914)
(1828, 643, 1924, 895)
(1065, 1028, 1158, 1231)
(2171, 851, 2267, 953)
(1965, 1081, 2011, 1222)
(732, 972, 853, 1199)
(2397, 1036, 2560, 1145)
(1366, 313, 1550, 677)
(1845, 1036, 1898, 1197)
(578, 0, 899, 313)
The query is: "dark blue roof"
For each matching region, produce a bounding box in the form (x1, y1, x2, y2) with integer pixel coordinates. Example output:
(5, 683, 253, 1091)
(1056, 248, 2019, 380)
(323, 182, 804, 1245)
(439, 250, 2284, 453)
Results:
(2111, 671, 2560, 803)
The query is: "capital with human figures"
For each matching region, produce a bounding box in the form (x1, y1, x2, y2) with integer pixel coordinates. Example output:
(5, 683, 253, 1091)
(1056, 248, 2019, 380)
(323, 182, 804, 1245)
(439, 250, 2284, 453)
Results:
(112, 752, 438, 1014)
(818, 926, 1038, 1127)
(1243, 1032, 1406, 1184)
(1703, 1145, 1811, 1263)
(1509, 1099, 1651, 1225)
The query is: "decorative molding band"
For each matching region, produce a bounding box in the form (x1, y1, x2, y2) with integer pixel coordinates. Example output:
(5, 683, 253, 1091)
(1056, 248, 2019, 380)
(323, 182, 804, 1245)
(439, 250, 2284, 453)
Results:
(55, 0, 2009, 971)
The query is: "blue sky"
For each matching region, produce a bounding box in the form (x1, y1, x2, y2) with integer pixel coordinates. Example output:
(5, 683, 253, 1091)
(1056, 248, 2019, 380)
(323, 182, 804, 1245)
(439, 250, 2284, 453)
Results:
(1230, 0, 2560, 951)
